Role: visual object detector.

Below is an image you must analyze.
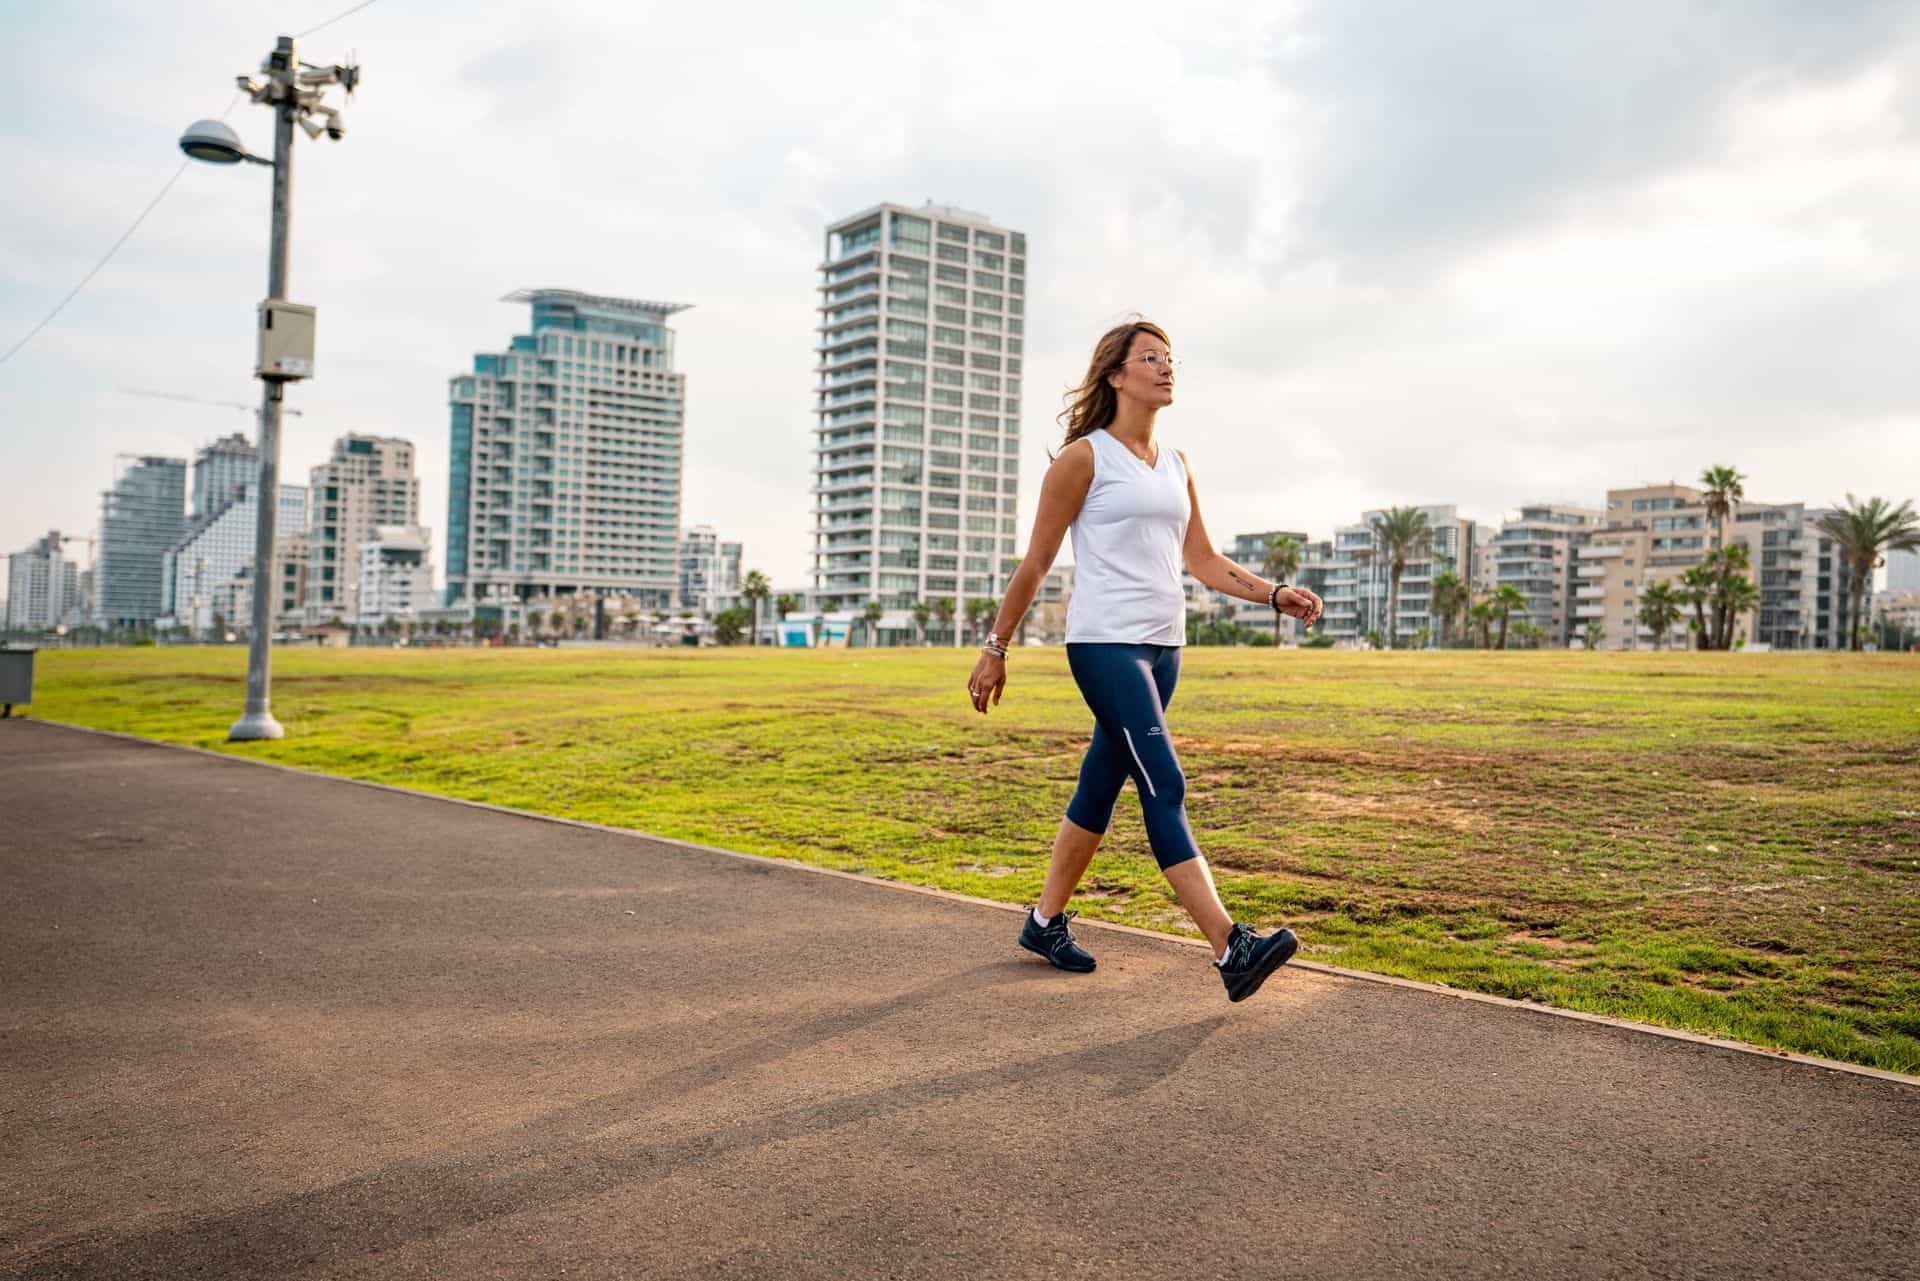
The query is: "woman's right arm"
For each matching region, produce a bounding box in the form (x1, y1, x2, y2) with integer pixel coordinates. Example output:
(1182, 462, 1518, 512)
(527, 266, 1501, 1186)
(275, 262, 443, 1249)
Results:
(987, 440, 1094, 642)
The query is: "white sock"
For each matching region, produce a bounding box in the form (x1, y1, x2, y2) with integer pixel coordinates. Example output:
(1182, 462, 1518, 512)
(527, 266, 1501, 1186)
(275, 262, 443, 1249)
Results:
(1215, 948, 1230, 967)
(1032, 907, 1052, 928)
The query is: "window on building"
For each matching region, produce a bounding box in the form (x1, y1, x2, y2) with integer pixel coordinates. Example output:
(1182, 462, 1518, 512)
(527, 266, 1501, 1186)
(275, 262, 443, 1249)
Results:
(890, 214, 930, 253)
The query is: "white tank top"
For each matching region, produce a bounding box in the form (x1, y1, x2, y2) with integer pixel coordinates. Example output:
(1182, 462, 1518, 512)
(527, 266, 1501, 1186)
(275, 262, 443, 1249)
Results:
(1064, 428, 1191, 646)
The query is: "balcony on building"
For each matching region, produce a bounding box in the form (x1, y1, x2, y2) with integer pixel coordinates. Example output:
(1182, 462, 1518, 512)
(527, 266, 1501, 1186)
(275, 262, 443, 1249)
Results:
(818, 252, 883, 285)
(818, 385, 878, 412)
(817, 348, 881, 377)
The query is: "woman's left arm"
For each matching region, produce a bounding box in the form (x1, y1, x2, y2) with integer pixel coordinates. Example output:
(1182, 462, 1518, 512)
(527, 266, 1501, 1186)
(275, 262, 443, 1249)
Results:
(1178, 450, 1324, 624)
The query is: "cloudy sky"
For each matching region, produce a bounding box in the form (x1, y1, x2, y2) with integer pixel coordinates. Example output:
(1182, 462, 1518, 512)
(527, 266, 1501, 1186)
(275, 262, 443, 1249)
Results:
(4, 0, 1918, 590)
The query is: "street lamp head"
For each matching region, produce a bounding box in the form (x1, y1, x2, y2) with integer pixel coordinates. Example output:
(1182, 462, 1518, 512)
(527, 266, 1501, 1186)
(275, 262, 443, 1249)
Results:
(178, 119, 254, 165)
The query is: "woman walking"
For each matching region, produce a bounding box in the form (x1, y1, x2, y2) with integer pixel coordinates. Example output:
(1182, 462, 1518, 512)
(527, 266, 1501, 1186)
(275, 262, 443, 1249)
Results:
(967, 320, 1323, 1002)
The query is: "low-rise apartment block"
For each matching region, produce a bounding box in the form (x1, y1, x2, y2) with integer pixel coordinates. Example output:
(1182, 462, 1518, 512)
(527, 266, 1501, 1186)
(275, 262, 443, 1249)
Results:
(1304, 506, 1482, 645)
(1576, 485, 1860, 650)
(1491, 502, 1603, 646)
(355, 525, 436, 626)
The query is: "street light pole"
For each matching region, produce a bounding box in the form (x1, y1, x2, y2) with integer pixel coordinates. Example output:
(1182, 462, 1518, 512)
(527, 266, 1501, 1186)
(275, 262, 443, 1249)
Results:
(182, 36, 357, 740)
(230, 36, 299, 739)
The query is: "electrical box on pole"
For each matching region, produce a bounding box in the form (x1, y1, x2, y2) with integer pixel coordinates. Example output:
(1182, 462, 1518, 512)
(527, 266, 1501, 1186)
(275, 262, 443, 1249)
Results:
(256, 299, 316, 380)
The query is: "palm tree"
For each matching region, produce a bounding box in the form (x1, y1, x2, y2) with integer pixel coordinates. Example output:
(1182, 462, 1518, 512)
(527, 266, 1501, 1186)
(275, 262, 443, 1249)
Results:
(1368, 507, 1434, 650)
(1718, 575, 1762, 647)
(1581, 621, 1607, 650)
(1699, 464, 1746, 556)
(964, 597, 995, 642)
(1467, 599, 1496, 649)
(526, 608, 544, 640)
(1637, 580, 1683, 650)
(862, 600, 884, 647)
(1708, 543, 1754, 650)
(1816, 495, 1920, 651)
(1492, 583, 1527, 650)
(910, 601, 931, 645)
(932, 596, 956, 645)
(775, 594, 798, 621)
(1261, 533, 1304, 645)
(1677, 564, 1715, 650)
(741, 570, 771, 648)
(1429, 571, 1468, 648)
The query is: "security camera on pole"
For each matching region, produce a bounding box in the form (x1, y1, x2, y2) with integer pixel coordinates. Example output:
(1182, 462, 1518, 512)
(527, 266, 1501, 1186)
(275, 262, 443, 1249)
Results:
(178, 36, 359, 740)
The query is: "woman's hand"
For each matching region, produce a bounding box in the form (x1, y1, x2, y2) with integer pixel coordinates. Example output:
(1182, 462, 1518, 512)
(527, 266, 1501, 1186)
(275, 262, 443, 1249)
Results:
(966, 652, 1007, 714)
(1277, 586, 1324, 627)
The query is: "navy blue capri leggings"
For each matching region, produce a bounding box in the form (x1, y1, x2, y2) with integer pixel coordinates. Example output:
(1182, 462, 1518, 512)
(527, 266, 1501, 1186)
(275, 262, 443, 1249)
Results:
(1064, 643, 1201, 871)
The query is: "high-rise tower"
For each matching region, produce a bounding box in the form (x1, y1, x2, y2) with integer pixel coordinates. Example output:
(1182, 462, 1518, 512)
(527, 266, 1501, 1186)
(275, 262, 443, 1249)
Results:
(94, 455, 186, 628)
(813, 204, 1026, 642)
(447, 289, 690, 615)
(305, 436, 420, 624)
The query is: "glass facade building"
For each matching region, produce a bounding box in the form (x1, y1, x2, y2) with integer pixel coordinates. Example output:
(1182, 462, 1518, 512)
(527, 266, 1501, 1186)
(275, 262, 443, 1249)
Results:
(812, 203, 1026, 640)
(446, 289, 689, 613)
(190, 433, 259, 523)
(94, 455, 186, 627)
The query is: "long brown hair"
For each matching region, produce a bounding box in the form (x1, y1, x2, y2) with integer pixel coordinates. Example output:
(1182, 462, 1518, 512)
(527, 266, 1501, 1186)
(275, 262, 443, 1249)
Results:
(1054, 319, 1171, 458)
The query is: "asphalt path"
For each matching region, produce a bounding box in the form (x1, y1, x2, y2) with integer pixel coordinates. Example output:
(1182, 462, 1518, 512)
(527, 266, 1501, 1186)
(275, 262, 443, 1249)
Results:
(2, 719, 1915, 1280)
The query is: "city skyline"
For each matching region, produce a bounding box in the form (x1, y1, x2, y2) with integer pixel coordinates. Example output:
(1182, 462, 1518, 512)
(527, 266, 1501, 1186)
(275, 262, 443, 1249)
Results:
(5, 3, 1920, 592)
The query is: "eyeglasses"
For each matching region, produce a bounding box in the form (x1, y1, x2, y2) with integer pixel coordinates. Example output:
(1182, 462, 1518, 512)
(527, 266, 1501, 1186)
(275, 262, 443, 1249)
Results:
(1120, 352, 1183, 372)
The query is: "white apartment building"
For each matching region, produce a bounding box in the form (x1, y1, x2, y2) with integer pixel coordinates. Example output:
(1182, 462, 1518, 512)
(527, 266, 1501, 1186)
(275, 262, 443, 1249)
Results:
(446, 289, 689, 622)
(678, 524, 742, 616)
(306, 435, 420, 624)
(1304, 507, 1481, 645)
(163, 484, 308, 633)
(813, 202, 1027, 644)
(1574, 485, 1858, 650)
(6, 532, 82, 633)
(355, 525, 435, 625)
(1491, 502, 1605, 646)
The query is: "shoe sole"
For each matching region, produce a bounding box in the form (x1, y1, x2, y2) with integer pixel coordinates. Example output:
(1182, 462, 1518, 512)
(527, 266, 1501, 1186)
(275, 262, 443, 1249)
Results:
(1019, 933, 1096, 973)
(1225, 928, 1298, 1002)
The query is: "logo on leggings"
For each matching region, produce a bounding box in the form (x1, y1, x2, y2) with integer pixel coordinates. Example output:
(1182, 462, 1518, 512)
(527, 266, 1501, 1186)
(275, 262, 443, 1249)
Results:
(1147, 727, 1163, 735)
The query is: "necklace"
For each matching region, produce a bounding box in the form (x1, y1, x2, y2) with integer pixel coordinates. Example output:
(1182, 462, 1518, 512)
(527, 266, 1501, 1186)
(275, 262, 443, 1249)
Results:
(1115, 434, 1156, 466)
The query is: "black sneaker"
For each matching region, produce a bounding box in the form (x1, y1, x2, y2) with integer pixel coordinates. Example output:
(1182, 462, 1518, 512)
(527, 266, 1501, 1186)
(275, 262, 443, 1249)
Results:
(1217, 923, 1298, 1002)
(1019, 908, 1096, 973)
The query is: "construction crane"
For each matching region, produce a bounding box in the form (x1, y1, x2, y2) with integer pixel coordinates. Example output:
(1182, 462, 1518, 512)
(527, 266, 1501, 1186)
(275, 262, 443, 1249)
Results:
(120, 387, 304, 419)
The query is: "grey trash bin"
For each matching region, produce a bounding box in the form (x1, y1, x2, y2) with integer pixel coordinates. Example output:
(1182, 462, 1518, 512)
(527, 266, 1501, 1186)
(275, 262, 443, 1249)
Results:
(0, 647, 33, 717)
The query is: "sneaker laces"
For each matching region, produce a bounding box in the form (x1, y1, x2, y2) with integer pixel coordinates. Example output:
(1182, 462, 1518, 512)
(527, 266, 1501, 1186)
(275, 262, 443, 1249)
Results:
(1048, 910, 1079, 949)
(1223, 925, 1254, 968)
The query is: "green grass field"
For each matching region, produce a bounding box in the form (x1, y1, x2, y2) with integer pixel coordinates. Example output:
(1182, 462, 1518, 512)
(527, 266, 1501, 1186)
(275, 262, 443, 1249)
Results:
(24, 644, 1920, 1073)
